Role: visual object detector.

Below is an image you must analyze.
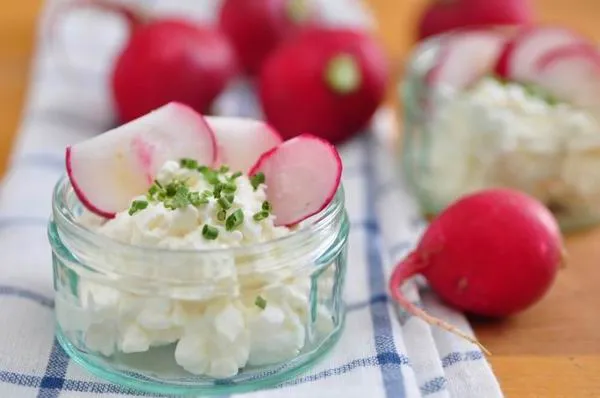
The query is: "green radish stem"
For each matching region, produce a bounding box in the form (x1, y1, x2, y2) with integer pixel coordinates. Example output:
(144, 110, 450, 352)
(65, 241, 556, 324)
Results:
(389, 252, 492, 356)
(325, 54, 362, 94)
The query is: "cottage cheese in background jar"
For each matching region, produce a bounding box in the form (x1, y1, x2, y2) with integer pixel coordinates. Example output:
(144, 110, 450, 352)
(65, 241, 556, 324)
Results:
(400, 26, 600, 231)
(48, 104, 349, 396)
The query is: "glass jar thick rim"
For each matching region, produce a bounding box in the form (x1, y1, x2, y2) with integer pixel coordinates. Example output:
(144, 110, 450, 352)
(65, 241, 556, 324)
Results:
(51, 174, 347, 258)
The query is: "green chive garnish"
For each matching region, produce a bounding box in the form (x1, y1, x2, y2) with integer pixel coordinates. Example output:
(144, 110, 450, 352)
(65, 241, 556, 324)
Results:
(189, 191, 209, 206)
(255, 295, 267, 310)
(202, 224, 219, 240)
(230, 171, 242, 180)
(223, 181, 237, 193)
(262, 201, 272, 213)
(217, 209, 227, 222)
(250, 172, 265, 190)
(225, 209, 244, 231)
(219, 165, 230, 173)
(253, 210, 269, 222)
(180, 158, 198, 169)
(213, 183, 223, 199)
(128, 199, 148, 216)
(204, 170, 221, 185)
(218, 196, 232, 210)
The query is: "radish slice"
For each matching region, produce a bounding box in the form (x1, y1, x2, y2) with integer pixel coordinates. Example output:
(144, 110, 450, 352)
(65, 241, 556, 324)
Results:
(205, 116, 283, 174)
(427, 30, 506, 89)
(66, 102, 217, 218)
(535, 43, 600, 111)
(495, 26, 588, 80)
(248, 134, 342, 227)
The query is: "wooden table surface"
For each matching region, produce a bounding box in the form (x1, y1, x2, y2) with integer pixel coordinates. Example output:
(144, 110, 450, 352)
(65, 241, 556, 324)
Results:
(1, 0, 599, 396)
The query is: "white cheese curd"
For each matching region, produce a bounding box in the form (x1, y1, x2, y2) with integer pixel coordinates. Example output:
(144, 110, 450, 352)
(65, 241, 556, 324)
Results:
(417, 77, 600, 214)
(70, 161, 335, 378)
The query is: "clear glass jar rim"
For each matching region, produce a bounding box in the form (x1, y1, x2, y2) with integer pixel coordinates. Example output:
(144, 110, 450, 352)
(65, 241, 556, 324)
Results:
(51, 174, 346, 258)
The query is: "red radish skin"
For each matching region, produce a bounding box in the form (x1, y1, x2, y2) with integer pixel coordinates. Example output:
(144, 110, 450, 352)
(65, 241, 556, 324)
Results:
(418, 0, 534, 40)
(536, 42, 600, 71)
(259, 27, 388, 143)
(55, 0, 237, 124)
(495, 26, 587, 80)
(248, 134, 342, 226)
(389, 189, 565, 353)
(218, 0, 316, 76)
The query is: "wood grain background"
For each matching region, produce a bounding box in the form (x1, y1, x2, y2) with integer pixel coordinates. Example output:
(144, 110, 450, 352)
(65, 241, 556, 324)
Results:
(1, 0, 599, 396)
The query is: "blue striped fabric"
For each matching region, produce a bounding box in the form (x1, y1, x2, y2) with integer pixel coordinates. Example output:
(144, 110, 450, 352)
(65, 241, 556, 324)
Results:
(0, 0, 504, 397)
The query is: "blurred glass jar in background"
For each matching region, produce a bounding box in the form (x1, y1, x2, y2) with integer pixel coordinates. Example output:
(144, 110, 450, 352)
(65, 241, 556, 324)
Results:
(399, 32, 600, 232)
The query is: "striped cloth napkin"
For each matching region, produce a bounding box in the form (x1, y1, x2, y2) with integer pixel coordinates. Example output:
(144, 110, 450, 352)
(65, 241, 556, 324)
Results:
(0, 0, 504, 397)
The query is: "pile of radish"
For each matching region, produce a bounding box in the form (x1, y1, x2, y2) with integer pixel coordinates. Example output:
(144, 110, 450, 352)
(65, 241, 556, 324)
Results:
(425, 24, 600, 112)
(66, 102, 342, 227)
(55, 0, 389, 143)
(389, 189, 566, 353)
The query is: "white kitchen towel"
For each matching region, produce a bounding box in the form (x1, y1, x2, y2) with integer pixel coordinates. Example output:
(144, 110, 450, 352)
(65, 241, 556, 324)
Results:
(0, 0, 503, 397)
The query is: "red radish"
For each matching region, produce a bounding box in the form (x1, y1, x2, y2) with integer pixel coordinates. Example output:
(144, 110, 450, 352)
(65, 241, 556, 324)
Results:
(495, 26, 587, 80)
(427, 30, 506, 89)
(248, 134, 342, 226)
(66, 102, 216, 218)
(389, 188, 565, 352)
(259, 27, 388, 143)
(218, 0, 316, 76)
(418, 0, 534, 40)
(534, 43, 600, 111)
(206, 116, 283, 173)
(53, 0, 237, 124)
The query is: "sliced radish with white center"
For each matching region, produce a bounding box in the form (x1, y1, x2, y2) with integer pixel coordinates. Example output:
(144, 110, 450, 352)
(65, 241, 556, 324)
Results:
(205, 116, 282, 173)
(427, 30, 506, 90)
(495, 26, 588, 80)
(66, 102, 216, 218)
(535, 43, 600, 111)
(248, 134, 342, 227)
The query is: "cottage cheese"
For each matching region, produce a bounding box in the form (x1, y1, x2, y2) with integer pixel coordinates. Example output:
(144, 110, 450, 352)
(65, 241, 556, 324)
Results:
(58, 161, 335, 378)
(414, 77, 600, 216)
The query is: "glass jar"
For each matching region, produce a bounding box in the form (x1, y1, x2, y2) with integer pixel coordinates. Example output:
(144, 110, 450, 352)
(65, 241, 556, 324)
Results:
(48, 175, 349, 396)
(400, 32, 600, 231)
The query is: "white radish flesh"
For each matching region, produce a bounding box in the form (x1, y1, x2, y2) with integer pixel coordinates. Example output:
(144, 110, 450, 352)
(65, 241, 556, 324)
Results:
(427, 30, 506, 90)
(248, 134, 342, 227)
(206, 116, 282, 173)
(66, 102, 216, 218)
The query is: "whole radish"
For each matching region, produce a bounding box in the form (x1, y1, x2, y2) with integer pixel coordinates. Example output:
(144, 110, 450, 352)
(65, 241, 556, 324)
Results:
(418, 0, 534, 40)
(55, 0, 237, 124)
(218, 0, 316, 76)
(259, 27, 388, 143)
(389, 188, 565, 352)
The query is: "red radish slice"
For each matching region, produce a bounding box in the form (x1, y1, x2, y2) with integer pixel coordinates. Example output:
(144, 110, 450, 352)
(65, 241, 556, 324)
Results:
(535, 43, 600, 111)
(66, 102, 216, 218)
(495, 26, 588, 80)
(205, 116, 283, 174)
(248, 134, 342, 227)
(427, 30, 506, 89)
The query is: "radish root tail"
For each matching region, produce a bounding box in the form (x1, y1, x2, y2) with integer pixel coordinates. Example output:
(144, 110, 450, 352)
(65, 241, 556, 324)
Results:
(389, 253, 492, 356)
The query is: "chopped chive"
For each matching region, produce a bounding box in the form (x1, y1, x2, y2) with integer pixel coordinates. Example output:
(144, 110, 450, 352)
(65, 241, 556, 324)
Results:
(128, 199, 148, 216)
(197, 165, 209, 173)
(165, 182, 178, 197)
(154, 180, 163, 189)
(217, 209, 227, 222)
(218, 196, 232, 210)
(224, 193, 235, 204)
(219, 165, 230, 173)
(204, 170, 221, 185)
(189, 191, 209, 206)
(202, 224, 219, 240)
(225, 209, 244, 231)
(213, 183, 223, 199)
(262, 201, 272, 212)
(180, 158, 198, 169)
(253, 210, 269, 222)
(223, 181, 237, 193)
(250, 172, 265, 190)
(255, 295, 267, 310)
(230, 171, 242, 180)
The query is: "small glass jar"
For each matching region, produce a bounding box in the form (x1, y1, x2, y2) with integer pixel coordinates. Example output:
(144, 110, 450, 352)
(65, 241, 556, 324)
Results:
(48, 175, 349, 395)
(399, 32, 600, 231)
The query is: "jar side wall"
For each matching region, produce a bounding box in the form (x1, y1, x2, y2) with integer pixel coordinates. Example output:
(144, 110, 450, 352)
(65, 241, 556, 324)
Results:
(49, 209, 350, 391)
